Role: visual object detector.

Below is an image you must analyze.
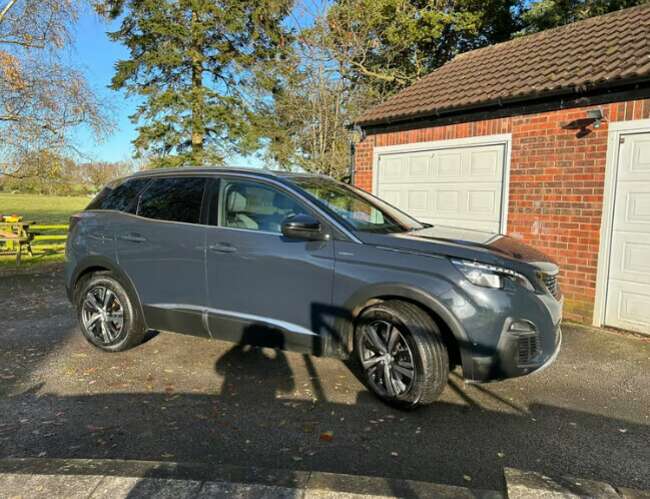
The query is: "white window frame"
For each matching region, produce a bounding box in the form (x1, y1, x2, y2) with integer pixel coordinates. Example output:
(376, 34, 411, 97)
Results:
(371, 134, 513, 234)
(593, 118, 650, 328)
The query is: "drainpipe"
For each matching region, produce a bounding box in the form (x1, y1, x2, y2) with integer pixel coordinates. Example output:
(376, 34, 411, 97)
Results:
(346, 124, 365, 185)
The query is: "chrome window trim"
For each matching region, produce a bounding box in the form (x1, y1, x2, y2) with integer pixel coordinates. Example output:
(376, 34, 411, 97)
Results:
(209, 225, 284, 237)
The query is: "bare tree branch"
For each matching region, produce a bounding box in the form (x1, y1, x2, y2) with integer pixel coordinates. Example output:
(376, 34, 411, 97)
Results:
(0, 0, 18, 24)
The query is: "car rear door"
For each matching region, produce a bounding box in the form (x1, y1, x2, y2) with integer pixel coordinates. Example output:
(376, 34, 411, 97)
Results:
(115, 175, 209, 337)
(204, 176, 335, 354)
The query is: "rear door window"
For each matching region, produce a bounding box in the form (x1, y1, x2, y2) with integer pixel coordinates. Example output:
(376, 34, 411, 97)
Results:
(87, 177, 150, 213)
(137, 177, 206, 224)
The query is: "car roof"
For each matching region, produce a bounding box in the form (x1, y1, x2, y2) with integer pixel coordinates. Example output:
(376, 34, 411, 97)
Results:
(127, 166, 324, 182)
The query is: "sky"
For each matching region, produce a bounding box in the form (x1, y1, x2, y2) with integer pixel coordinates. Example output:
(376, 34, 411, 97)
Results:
(69, 11, 139, 163)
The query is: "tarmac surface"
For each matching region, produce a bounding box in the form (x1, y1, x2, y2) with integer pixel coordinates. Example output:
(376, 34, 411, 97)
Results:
(1, 268, 648, 492)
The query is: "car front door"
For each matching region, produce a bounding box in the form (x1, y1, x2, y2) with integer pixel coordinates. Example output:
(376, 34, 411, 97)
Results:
(205, 177, 335, 354)
(115, 175, 209, 337)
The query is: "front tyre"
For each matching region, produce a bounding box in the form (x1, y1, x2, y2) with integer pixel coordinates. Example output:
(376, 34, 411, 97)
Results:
(355, 300, 449, 409)
(75, 273, 145, 352)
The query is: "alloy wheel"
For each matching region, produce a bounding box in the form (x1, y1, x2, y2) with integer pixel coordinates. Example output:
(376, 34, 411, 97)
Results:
(81, 285, 125, 345)
(359, 320, 415, 398)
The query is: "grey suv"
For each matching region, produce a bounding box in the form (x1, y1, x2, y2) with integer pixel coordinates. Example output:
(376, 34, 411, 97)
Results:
(65, 168, 562, 408)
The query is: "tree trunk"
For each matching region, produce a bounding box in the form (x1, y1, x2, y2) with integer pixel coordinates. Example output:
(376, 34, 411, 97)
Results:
(190, 8, 204, 163)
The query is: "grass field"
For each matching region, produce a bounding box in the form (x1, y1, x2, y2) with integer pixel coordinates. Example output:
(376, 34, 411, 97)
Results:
(0, 193, 90, 268)
(0, 193, 89, 225)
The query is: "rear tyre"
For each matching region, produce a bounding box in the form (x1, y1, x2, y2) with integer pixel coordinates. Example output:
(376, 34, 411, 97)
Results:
(355, 300, 449, 409)
(75, 272, 145, 352)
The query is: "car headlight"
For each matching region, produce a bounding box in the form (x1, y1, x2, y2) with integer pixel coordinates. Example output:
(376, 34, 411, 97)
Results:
(451, 259, 535, 291)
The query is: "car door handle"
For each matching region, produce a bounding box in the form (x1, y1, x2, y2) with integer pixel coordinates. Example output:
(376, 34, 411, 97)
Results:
(208, 243, 237, 254)
(118, 233, 147, 243)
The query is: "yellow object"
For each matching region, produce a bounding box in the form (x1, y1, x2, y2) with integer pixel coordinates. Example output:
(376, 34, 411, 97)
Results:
(2, 215, 22, 223)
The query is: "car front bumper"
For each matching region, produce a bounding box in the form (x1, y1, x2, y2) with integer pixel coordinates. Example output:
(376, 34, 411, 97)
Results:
(465, 322, 562, 383)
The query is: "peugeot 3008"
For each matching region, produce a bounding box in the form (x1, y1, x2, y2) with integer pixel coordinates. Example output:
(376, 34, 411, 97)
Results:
(65, 168, 562, 408)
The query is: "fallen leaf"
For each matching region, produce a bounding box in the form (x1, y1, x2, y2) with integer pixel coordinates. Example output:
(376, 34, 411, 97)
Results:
(319, 431, 334, 442)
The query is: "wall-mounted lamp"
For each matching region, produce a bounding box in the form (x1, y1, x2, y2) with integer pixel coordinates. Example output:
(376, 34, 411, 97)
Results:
(586, 109, 604, 128)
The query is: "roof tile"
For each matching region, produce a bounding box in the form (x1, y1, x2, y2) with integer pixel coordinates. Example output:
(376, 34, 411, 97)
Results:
(357, 4, 650, 125)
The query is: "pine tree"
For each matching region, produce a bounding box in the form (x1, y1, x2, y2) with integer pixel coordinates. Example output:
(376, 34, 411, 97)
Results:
(99, 0, 293, 167)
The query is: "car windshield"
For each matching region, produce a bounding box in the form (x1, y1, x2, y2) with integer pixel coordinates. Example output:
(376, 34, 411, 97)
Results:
(289, 176, 424, 234)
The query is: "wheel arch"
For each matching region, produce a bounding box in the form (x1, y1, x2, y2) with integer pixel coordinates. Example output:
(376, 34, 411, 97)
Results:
(70, 256, 147, 329)
(334, 283, 472, 376)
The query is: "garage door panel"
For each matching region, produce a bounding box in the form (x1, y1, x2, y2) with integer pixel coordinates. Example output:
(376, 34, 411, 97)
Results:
(408, 155, 433, 177)
(605, 281, 650, 333)
(379, 156, 405, 180)
(469, 148, 502, 178)
(437, 152, 463, 178)
(629, 136, 650, 176)
(614, 187, 650, 231)
(468, 189, 498, 215)
(434, 183, 502, 220)
(376, 143, 506, 233)
(435, 190, 460, 213)
(618, 135, 650, 180)
(609, 231, 650, 285)
(406, 190, 429, 213)
(605, 131, 650, 332)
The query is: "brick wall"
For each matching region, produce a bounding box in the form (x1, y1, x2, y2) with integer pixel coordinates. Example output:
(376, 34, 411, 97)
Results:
(354, 99, 650, 323)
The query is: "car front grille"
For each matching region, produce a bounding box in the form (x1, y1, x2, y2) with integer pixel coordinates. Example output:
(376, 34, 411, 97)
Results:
(517, 334, 540, 366)
(541, 272, 561, 300)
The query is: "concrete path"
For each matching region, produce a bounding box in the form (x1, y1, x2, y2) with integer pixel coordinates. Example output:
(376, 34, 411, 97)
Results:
(1, 459, 648, 498)
(0, 458, 499, 498)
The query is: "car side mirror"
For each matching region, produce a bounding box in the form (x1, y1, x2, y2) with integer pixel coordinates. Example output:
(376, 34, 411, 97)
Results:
(281, 214, 323, 241)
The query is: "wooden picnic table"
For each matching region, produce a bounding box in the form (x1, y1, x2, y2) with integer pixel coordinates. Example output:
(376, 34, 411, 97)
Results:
(0, 220, 34, 264)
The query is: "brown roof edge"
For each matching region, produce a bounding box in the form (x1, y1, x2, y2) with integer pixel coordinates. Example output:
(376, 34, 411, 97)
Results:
(356, 79, 650, 133)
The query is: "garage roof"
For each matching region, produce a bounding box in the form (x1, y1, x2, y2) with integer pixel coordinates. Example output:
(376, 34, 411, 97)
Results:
(356, 4, 650, 127)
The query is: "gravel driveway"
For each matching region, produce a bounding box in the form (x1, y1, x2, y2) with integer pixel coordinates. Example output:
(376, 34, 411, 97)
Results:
(1, 268, 648, 491)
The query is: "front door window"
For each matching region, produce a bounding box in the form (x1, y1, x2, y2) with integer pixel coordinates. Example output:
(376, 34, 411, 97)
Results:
(220, 180, 307, 233)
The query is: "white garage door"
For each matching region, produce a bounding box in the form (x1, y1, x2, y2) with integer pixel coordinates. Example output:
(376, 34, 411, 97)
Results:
(605, 132, 650, 334)
(375, 143, 507, 232)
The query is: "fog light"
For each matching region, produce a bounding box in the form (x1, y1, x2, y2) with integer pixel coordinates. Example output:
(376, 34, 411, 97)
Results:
(509, 320, 536, 333)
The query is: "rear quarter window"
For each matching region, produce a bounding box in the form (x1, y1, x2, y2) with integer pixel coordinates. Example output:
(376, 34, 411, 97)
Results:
(137, 177, 206, 224)
(86, 177, 151, 213)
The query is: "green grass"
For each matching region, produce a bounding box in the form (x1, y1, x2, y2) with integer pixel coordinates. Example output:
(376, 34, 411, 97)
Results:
(0, 193, 90, 269)
(0, 193, 90, 225)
